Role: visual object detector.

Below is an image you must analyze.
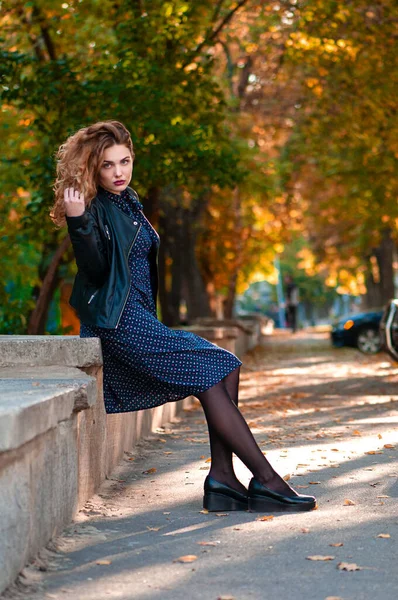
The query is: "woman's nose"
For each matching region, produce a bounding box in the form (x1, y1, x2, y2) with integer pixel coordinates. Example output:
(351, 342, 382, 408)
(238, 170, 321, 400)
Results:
(115, 164, 122, 176)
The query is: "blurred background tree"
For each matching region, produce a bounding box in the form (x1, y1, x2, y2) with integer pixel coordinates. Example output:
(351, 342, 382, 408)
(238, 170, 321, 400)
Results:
(1, 0, 397, 333)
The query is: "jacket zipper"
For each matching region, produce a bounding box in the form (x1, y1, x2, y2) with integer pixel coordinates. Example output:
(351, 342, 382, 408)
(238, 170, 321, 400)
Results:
(115, 223, 142, 329)
(88, 290, 99, 304)
(104, 224, 111, 240)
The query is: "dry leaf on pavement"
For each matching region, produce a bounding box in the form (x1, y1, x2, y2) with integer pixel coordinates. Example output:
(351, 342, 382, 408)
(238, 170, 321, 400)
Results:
(197, 541, 220, 546)
(343, 499, 356, 506)
(199, 509, 209, 514)
(337, 562, 362, 571)
(301, 528, 310, 533)
(306, 555, 335, 561)
(283, 473, 291, 481)
(142, 468, 157, 474)
(96, 559, 112, 565)
(174, 555, 198, 563)
(256, 515, 274, 521)
(329, 542, 344, 547)
(377, 533, 391, 538)
(384, 444, 395, 449)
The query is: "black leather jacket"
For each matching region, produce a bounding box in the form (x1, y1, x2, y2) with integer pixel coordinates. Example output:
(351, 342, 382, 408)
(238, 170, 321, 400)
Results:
(66, 186, 159, 329)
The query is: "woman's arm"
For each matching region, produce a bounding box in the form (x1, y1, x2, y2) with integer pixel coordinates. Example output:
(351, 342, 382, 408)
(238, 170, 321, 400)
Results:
(64, 188, 109, 287)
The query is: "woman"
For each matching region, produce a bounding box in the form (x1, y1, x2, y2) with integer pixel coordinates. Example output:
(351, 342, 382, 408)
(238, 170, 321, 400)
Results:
(51, 120, 317, 513)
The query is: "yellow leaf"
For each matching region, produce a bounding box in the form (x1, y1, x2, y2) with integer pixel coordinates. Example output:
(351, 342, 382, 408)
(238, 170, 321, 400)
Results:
(337, 562, 362, 571)
(352, 430, 362, 436)
(174, 555, 197, 563)
(199, 509, 209, 514)
(384, 444, 395, 449)
(378, 434, 383, 439)
(256, 515, 274, 521)
(205, 458, 212, 463)
(343, 499, 356, 506)
(377, 533, 391, 538)
(306, 555, 335, 561)
(283, 474, 291, 481)
(143, 467, 157, 474)
(309, 481, 321, 485)
(96, 559, 112, 565)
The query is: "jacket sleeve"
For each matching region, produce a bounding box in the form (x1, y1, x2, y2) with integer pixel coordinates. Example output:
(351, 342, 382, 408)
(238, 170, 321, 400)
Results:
(66, 210, 109, 287)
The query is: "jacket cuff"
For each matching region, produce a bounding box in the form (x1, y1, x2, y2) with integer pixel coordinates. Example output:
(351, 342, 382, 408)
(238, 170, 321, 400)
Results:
(66, 212, 89, 231)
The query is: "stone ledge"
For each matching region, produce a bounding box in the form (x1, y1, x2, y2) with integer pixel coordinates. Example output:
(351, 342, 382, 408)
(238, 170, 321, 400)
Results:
(0, 336, 102, 368)
(0, 366, 97, 453)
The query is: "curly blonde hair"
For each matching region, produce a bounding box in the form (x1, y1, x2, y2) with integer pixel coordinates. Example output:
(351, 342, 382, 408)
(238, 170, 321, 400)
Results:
(50, 120, 135, 227)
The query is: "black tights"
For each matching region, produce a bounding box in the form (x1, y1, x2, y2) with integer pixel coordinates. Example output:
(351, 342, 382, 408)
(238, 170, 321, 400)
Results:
(196, 366, 295, 496)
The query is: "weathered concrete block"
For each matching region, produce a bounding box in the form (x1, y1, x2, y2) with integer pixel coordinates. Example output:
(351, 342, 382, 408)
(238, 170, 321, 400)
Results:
(0, 335, 102, 368)
(0, 366, 97, 453)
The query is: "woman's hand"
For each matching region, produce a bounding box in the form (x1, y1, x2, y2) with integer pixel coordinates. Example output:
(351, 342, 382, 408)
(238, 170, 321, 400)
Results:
(64, 187, 85, 217)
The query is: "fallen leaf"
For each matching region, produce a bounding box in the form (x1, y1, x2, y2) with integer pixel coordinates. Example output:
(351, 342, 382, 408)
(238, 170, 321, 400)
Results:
(283, 474, 291, 481)
(146, 526, 161, 531)
(330, 449, 339, 452)
(301, 528, 310, 533)
(199, 466, 210, 470)
(142, 468, 157, 474)
(307, 555, 335, 561)
(163, 451, 173, 455)
(376, 495, 390, 498)
(256, 515, 274, 521)
(217, 596, 236, 600)
(200, 455, 206, 459)
(378, 434, 383, 439)
(296, 485, 309, 489)
(365, 451, 383, 455)
(163, 512, 171, 515)
(309, 481, 321, 485)
(325, 597, 344, 600)
(96, 559, 112, 565)
(353, 430, 362, 436)
(343, 499, 356, 506)
(128, 457, 135, 461)
(174, 555, 197, 563)
(199, 509, 209, 514)
(337, 562, 362, 571)
(205, 458, 212, 463)
(384, 444, 395, 449)
(197, 541, 221, 546)
(216, 513, 229, 517)
(329, 542, 344, 547)
(377, 533, 391, 538)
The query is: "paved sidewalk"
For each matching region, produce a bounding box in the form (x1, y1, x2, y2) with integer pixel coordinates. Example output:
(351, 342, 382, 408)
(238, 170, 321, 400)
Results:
(3, 333, 398, 600)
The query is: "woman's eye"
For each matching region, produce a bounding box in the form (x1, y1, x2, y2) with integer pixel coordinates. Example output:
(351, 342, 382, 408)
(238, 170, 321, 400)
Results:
(122, 159, 129, 164)
(103, 164, 111, 169)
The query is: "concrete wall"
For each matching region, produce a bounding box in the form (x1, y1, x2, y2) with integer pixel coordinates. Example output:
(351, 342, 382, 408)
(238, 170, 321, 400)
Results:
(0, 323, 259, 595)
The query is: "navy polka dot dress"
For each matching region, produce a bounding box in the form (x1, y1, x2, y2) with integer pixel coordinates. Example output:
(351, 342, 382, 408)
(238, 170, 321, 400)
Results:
(80, 187, 242, 414)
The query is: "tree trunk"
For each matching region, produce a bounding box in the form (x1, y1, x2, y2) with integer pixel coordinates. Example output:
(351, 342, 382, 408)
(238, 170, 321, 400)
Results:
(224, 187, 243, 319)
(27, 235, 71, 334)
(374, 228, 395, 304)
(181, 209, 211, 320)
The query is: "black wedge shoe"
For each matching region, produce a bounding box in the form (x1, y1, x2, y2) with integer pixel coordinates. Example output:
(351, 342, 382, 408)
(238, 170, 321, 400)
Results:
(248, 478, 317, 512)
(203, 475, 249, 511)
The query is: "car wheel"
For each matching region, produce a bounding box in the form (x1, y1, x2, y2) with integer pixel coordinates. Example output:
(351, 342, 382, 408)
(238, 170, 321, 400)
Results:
(356, 327, 381, 354)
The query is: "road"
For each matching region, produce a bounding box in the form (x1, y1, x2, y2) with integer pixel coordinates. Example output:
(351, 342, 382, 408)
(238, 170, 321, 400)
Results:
(3, 331, 398, 600)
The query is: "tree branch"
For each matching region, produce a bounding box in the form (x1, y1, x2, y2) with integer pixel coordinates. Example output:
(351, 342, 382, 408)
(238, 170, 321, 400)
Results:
(182, 0, 251, 66)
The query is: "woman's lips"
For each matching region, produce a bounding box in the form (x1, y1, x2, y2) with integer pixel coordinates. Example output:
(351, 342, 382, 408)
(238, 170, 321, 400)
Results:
(114, 180, 126, 186)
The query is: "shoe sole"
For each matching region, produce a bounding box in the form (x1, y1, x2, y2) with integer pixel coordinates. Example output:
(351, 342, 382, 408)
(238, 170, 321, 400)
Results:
(248, 497, 317, 512)
(203, 492, 248, 512)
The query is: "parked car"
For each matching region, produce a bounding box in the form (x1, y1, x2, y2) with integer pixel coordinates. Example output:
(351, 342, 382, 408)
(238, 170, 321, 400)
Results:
(379, 299, 398, 361)
(331, 309, 383, 354)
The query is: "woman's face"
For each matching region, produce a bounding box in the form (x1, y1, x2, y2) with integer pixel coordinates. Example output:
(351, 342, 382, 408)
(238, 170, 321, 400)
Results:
(98, 144, 133, 195)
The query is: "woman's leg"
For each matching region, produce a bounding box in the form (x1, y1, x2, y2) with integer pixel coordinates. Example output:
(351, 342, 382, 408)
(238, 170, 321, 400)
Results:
(206, 367, 246, 493)
(196, 378, 297, 496)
